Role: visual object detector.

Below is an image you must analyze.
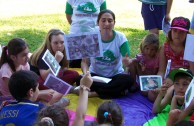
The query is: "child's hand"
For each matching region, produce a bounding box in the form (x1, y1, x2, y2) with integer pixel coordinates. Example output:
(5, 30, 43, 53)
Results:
(122, 53, 130, 67)
(158, 85, 168, 97)
(174, 95, 184, 102)
(55, 51, 64, 63)
(150, 88, 160, 94)
(166, 109, 182, 126)
(164, 78, 173, 88)
(80, 71, 93, 89)
(139, 62, 146, 71)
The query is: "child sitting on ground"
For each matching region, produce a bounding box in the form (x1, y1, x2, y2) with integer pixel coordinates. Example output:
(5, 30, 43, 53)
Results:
(36, 71, 93, 126)
(157, 16, 194, 85)
(35, 105, 69, 126)
(126, 33, 160, 102)
(167, 97, 194, 125)
(152, 68, 193, 114)
(36, 71, 124, 126)
(0, 38, 68, 106)
(0, 70, 44, 126)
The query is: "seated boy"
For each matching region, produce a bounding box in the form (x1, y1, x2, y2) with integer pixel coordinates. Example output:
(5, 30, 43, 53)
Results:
(167, 98, 194, 126)
(152, 68, 193, 114)
(0, 70, 44, 126)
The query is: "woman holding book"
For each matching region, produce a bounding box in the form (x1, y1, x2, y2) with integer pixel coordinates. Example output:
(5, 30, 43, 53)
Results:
(79, 9, 133, 98)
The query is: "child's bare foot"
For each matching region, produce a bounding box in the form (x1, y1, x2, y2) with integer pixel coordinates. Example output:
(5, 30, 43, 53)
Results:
(53, 97, 70, 108)
(69, 86, 80, 95)
(88, 92, 99, 97)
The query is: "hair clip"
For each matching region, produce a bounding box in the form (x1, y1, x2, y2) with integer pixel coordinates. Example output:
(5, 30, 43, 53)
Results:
(41, 117, 54, 126)
(104, 112, 111, 117)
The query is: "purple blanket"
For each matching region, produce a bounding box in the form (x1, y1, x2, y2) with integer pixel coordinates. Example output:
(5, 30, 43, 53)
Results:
(113, 91, 155, 126)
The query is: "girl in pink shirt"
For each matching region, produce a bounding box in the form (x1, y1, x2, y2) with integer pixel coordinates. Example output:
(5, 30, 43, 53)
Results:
(0, 38, 30, 96)
(0, 38, 66, 106)
(126, 33, 159, 102)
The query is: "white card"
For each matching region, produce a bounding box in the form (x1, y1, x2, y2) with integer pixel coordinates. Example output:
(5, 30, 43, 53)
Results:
(0, 45, 2, 57)
(185, 78, 194, 109)
(42, 49, 61, 76)
(64, 31, 103, 60)
(92, 76, 111, 83)
(139, 75, 162, 91)
(164, 59, 171, 79)
(44, 74, 72, 95)
(183, 34, 194, 62)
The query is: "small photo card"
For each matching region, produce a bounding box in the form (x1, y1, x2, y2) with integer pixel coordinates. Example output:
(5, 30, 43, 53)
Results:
(185, 78, 194, 109)
(162, 17, 171, 37)
(184, 34, 194, 62)
(44, 74, 72, 95)
(139, 75, 162, 91)
(164, 59, 171, 79)
(42, 49, 61, 76)
(64, 31, 103, 60)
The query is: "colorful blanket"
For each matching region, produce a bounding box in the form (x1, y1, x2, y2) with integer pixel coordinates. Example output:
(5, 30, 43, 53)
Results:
(65, 91, 156, 126)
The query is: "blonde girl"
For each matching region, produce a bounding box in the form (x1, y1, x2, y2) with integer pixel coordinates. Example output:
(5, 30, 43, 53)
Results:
(127, 33, 160, 102)
(30, 29, 79, 104)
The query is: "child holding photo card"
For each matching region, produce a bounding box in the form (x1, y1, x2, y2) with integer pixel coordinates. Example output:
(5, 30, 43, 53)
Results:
(30, 29, 79, 85)
(153, 68, 193, 115)
(30, 29, 79, 104)
(0, 38, 66, 106)
(166, 79, 194, 126)
(126, 33, 160, 102)
(158, 16, 194, 82)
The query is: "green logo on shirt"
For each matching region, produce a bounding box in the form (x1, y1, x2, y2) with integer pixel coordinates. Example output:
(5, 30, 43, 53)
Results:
(77, 2, 97, 13)
(96, 50, 115, 62)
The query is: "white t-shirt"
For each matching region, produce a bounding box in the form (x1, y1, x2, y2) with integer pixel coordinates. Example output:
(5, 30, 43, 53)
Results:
(66, 0, 106, 33)
(89, 30, 129, 77)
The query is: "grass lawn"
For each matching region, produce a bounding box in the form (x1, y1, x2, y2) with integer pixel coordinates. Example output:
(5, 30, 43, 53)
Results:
(0, 0, 193, 57)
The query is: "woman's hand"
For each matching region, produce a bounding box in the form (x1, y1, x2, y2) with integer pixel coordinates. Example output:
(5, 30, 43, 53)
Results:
(55, 51, 64, 63)
(122, 53, 130, 67)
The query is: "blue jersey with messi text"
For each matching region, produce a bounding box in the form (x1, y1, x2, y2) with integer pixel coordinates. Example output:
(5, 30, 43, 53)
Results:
(0, 99, 44, 126)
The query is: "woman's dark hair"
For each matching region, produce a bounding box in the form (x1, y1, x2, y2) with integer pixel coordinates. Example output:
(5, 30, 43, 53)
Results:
(0, 38, 28, 72)
(97, 101, 123, 126)
(97, 9, 115, 23)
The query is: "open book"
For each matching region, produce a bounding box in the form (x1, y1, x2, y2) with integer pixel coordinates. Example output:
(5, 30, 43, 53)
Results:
(91, 76, 111, 83)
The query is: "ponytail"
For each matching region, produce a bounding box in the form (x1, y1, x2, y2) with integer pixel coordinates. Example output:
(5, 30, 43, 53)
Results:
(0, 38, 28, 72)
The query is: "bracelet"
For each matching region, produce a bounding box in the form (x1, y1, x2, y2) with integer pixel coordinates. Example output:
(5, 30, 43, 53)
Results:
(80, 85, 90, 92)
